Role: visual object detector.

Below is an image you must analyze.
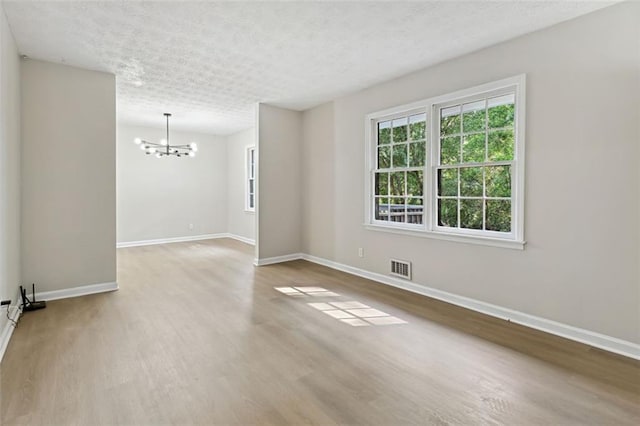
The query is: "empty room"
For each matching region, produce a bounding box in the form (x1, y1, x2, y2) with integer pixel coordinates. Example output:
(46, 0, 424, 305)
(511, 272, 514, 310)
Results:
(0, 0, 638, 424)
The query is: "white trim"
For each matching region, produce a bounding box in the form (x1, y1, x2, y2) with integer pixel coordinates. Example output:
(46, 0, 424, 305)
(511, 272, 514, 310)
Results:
(364, 224, 525, 250)
(117, 233, 229, 248)
(26, 281, 119, 302)
(0, 288, 23, 363)
(254, 253, 303, 266)
(300, 254, 640, 361)
(226, 233, 256, 246)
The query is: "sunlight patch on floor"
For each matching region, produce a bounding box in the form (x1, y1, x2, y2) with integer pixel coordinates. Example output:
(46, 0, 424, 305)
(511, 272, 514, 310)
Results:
(308, 301, 407, 327)
(274, 286, 340, 297)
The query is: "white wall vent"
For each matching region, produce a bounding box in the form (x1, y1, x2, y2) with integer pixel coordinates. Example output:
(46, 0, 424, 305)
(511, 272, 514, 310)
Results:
(390, 259, 411, 280)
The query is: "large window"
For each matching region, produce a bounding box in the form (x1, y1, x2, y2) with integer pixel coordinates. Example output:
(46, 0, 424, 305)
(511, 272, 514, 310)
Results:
(366, 76, 525, 249)
(246, 146, 255, 211)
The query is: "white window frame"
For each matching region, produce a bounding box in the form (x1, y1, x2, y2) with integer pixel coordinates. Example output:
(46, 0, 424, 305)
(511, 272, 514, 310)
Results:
(364, 75, 526, 249)
(245, 146, 256, 212)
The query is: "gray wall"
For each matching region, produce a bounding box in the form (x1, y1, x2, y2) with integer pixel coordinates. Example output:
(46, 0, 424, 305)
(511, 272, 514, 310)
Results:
(21, 60, 116, 292)
(257, 104, 302, 260)
(117, 124, 228, 243)
(226, 127, 256, 243)
(0, 4, 21, 319)
(300, 4, 639, 343)
(302, 102, 335, 259)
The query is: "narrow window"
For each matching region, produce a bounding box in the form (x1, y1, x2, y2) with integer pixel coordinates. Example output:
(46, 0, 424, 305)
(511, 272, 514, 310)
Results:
(246, 147, 255, 211)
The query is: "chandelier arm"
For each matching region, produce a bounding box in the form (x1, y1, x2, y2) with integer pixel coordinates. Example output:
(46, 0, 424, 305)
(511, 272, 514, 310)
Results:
(142, 141, 164, 147)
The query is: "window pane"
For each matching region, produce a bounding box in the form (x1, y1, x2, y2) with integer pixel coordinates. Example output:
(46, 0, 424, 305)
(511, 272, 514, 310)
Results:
(463, 133, 485, 163)
(440, 136, 460, 165)
(407, 197, 424, 224)
(249, 179, 254, 193)
(249, 194, 254, 209)
(409, 142, 425, 167)
(390, 198, 406, 223)
(488, 129, 514, 161)
(438, 199, 458, 227)
(392, 144, 408, 168)
(460, 167, 482, 197)
(460, 199, 483, 230)
(486, 166, 511, 197)
(375, 197, 389, 221)
(462, 100, 485, 133)
(486, 200, 511, 232)
(392, 118, 408, 143)
(378, 146, 390, 169)
(375, 172, 388, 196)
(390, 172, 405, 196)
(378, 121, 391, 144)
(438, 168, 457, 197)
(406, 171, 423, 196)
(440, 106, 461, 136)
(409, 113, 426, 140)
(488, 94, 515, 129)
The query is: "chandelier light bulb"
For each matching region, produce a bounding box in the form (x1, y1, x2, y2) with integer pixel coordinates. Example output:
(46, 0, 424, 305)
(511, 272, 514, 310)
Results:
(134, 137, 142, 145)
(140, 144, 147, 150)
(160, 138, 168, 146)
(155, 152, 162, 158)
(189, 142, 198, 152)
(188, 151, 196, 157)
(148, 147, 157, 154)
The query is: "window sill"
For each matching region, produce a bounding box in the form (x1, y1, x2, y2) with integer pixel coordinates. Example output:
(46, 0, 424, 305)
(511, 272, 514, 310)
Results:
(364, 223, 525, 250)
(244, 209, 255, 214)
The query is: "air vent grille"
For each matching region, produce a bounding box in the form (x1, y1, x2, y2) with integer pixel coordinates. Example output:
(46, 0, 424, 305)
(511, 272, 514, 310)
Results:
(390, 259, 411, 280)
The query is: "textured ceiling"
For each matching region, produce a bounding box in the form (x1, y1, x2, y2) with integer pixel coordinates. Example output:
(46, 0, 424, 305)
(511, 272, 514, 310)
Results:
(2, 0, 616, 135)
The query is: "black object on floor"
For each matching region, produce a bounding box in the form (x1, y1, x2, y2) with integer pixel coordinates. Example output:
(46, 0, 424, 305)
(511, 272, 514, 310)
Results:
(21, 283, 46, 312)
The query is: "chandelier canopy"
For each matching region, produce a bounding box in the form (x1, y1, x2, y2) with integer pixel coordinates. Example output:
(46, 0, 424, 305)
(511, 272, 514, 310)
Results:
(134, 113, 198, 158)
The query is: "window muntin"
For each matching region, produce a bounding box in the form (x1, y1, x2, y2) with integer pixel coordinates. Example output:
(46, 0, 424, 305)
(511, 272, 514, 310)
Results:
(366, 76, 525, 247)
(373, 112, 426, 225)
(246, 147, 255, 211)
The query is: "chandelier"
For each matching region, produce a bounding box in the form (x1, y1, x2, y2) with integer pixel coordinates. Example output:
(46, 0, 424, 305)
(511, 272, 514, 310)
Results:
(134, 113, 198, 158)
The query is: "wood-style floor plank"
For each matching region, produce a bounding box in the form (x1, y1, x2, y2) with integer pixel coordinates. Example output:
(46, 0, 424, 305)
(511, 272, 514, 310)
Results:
(1, 238, 638, 425)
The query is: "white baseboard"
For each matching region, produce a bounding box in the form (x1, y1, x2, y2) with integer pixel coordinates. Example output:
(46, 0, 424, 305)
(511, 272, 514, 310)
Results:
(117, 233, 256, 248)
(286, 253, 638, 360)
(0, 288, 23, 363)
(26, 281, 119, 302)
(226, 233, 256, 246)
(117, 233, 229, 248)
(254, 253, 303, 266)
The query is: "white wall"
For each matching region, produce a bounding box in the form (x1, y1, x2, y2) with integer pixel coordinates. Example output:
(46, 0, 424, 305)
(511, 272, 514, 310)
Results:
(226, 127, 256, 243)
(0, 4, 21, 331)
(21, 60, 116, 292)
(117, 124, 228, 243)
(300, 4, 639, 344)
(257, 104, 302, 260)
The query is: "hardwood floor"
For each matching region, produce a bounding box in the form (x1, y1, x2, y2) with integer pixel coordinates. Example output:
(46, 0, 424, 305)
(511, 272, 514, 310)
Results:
(1, 238, 638, 425)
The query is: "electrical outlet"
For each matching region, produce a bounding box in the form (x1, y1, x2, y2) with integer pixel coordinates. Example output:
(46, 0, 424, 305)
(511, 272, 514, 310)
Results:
(189, 223, 194, 230)
(358, 247, 364, 258)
